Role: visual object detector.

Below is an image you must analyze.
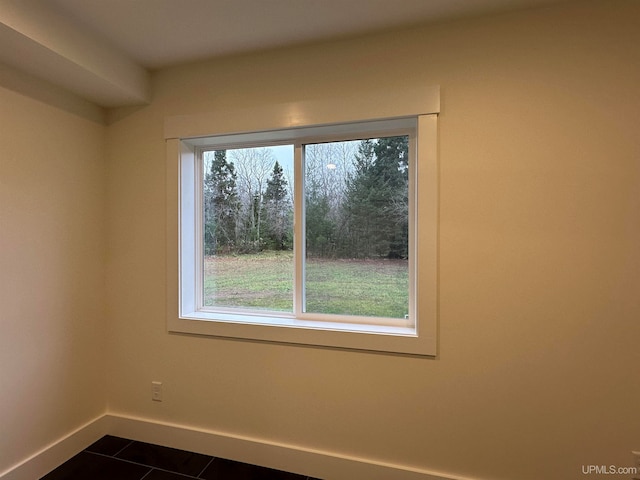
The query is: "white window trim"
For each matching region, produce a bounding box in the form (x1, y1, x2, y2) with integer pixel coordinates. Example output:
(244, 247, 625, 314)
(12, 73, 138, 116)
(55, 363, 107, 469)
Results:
(166, 87, 439, 356)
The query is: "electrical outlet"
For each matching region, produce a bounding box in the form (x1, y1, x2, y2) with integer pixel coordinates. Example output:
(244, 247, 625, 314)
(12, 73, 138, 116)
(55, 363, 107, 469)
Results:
(151, 381, 163, 402)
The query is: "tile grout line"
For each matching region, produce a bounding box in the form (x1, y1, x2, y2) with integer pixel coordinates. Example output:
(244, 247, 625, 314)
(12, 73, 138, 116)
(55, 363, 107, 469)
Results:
(85, 451, 204, 479)
(85, 437, 318, 479)
(109, 438, 135, 458)
(196, 456, 216, 478)
(139, 468, 154, 480)
(84, 451, 153, 470)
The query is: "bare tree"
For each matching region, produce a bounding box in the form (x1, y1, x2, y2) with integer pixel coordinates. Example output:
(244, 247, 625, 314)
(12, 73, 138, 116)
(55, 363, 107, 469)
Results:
(303, 141, 357, 256)
(304, 141, 355, 215)
(231, 147, 276, 251)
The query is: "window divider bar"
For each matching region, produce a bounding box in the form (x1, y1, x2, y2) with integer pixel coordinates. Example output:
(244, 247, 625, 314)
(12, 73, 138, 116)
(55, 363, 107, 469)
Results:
(294, 143, 305, 318)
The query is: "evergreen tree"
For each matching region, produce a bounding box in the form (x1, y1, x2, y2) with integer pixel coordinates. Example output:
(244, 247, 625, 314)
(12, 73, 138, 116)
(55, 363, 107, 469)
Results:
(306, 192, 336, 257)
(262, 161, 292, 250)
(203, 150, 239, 254)
(373, 136, 409, 259)
(342, 136, 409, 258)
(341, 139, 375, 256)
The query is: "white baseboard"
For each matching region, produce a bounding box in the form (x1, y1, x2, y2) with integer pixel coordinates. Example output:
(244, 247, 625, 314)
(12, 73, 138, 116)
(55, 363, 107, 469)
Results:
(0, 415, 110, 480)
(107, 413, 473, 480)
(1, 413, 475, 480)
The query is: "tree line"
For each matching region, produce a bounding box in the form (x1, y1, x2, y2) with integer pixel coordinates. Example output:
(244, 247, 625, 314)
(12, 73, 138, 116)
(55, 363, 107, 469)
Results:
(203, 135, 409, 259)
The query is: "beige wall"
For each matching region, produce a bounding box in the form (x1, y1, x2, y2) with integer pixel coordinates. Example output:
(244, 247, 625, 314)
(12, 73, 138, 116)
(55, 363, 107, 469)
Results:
(105, 2, 640, 479)
(2, 0, 638, 479)
(0, 85, 106, 471)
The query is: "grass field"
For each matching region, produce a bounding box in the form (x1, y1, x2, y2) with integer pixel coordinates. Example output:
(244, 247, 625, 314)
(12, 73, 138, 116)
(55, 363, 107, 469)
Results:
(204, 251, 408, 318)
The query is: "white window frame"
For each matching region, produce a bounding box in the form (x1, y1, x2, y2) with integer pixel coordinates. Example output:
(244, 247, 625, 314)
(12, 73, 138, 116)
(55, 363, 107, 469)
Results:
(166, 86, 439, 356)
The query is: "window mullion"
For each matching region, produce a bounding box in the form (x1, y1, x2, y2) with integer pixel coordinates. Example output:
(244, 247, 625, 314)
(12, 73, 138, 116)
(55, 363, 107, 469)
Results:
(293, 143, 304, 318)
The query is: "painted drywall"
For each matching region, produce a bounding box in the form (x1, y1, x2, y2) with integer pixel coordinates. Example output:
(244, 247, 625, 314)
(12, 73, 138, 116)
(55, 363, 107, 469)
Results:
(0, 83, 106, 473)
(104, 1, 640, 479)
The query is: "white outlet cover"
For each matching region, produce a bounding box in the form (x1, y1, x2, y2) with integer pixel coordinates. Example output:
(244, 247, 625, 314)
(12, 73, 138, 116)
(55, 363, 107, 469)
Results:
(151, 381, 163, 401)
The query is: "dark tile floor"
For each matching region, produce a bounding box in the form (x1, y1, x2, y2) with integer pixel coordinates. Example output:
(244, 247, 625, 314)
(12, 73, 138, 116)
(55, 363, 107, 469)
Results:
(41, 435, 322, 480)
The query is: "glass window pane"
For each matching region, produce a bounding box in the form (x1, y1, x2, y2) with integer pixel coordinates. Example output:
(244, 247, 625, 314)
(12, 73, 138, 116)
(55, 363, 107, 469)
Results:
(203, 145, 294, 312)
(304, 136, 409, 319)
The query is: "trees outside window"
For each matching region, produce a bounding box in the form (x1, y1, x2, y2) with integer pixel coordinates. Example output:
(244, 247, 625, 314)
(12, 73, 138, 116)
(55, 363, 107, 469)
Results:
(202, 135, 409, 319)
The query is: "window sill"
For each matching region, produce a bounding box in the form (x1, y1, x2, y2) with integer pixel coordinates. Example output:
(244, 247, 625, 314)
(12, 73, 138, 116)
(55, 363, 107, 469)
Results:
(169, 313, 435, 356)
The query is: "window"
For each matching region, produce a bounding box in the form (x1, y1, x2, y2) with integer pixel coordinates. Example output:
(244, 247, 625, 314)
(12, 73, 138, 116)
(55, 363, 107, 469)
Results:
(166, 88, 438, 356)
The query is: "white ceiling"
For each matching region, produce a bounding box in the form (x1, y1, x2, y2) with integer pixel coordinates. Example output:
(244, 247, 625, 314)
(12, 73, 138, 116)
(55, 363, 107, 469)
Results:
(48, 0, 569, 69)
(0, 0, 570, 107)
